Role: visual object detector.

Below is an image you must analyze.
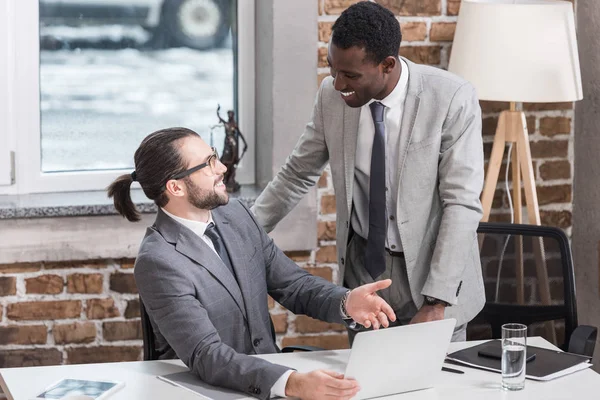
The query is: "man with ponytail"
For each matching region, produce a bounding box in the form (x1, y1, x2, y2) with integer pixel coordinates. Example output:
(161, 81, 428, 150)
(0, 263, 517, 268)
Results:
(108, 127, 397, 400)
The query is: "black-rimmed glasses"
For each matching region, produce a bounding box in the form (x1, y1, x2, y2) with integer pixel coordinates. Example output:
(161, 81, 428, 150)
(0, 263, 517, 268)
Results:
(172, 147, 220, 180)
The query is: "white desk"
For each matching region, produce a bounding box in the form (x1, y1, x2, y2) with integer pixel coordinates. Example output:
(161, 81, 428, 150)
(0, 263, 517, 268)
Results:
(1, 337, 598, 399)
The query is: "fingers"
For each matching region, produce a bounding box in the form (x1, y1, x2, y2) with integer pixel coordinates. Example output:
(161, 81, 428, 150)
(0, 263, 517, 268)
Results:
(363, 312, 379, 330)
(377, 311, 389, 328)
(379, 299, 396, 322)
(360, 279, 392, 293)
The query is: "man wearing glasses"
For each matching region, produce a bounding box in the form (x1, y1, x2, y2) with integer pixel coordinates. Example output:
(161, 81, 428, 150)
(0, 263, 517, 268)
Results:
(107, 127, 396, 400)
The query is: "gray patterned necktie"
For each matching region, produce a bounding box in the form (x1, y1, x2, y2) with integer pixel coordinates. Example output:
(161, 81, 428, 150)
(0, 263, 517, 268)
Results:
(204, 222, 236, 278)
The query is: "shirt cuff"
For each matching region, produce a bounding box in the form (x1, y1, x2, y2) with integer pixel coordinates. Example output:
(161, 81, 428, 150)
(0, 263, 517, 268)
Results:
(271, 369, 294, 398)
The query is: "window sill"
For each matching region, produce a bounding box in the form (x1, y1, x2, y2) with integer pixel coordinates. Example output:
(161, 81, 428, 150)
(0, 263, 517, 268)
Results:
(0, 186, 261, 219)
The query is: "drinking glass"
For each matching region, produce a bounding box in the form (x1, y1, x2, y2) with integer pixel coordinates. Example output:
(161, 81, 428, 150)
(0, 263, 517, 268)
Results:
(501, 323, 527, 390)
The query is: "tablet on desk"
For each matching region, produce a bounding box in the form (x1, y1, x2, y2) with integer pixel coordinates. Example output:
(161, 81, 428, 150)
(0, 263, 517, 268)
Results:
(31, 378, 124, 399)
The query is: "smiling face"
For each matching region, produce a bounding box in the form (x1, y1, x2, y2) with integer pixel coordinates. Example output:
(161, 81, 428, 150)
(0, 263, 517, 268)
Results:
(327, 41, 398, 108)
(177, 136, 229, 210)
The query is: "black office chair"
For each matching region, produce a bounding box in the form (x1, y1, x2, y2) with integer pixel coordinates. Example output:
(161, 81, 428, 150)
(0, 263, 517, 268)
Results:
(139, 296, 322, 361)
(474, 222, 597, 357)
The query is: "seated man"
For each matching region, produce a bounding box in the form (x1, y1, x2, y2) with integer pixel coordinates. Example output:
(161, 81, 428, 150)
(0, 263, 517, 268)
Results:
(107, 127, 396, 400)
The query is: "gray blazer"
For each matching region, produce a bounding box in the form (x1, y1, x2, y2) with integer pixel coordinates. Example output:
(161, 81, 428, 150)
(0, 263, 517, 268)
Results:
(134, 200, 347, 399)
(252, 58, 485, 327)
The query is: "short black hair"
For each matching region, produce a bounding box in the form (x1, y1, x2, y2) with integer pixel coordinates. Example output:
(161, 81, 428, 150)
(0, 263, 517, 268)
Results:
(331, 1, 401, 64)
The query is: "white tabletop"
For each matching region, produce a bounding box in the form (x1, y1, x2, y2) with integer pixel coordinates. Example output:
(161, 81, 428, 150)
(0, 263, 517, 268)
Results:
(1, 337, 598, 400)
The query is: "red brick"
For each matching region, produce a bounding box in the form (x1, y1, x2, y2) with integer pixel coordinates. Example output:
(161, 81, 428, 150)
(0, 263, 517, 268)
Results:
(320, 194, 337, 214)
(318, 47, 328, 68)
(285, 251, 311, 263)
(282, 334, 349, 350)
(120, 259, 135, 269)
(523, 102, 573, 111)
(539, 160, 571, 181)
(539, 117, 571, 137)
(323, 0, 360, 15)
(7, 300, 82, 321)
(401, 22, 427, 42)
(303, 266, 334, 282)
(540, 211, 572, 229)
(54, 322, 97, 344)
(318, 221, 336, 241)
(378, 0, 441, 16)
(447, 0, 461, 15)
(268, 296, 276, 310)
(44, 260, 108, 269)
(272, 314, 288, 334)
(480, 101, 510, 113)
(315, 246, 337, 264)
(103, 320, 142, 341)
(0, 277, 16, 296)
(318, 171, 329, 188)
(400, 46, 441, 65)
(110, 272, 138, 294)
(319, 21, 333, 43)
(536, 184, 572, 205)
(482, 117, 498, 137)
(0, 349, 62, 367)
(530, 141, 568, 159)
(0, 262, 41, 273)
(86, 298, 120, 319)
(430, 22, 456, 42)
(125, 299, 141, 319)
(25, 275, 64, 294)
(66, 346, 141, 364)
(67, 273, 103, 294)
(295, 315, 346, 333)
(0, 325, 47, 345)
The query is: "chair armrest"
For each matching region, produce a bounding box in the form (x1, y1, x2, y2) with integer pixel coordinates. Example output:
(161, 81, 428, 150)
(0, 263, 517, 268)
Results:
(281, 345, 325, 353)
(568, 325, 597, 357)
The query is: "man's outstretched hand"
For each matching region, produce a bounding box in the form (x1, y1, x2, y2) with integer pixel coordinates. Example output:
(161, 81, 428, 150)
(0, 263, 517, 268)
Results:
(345, 279, 396, 329)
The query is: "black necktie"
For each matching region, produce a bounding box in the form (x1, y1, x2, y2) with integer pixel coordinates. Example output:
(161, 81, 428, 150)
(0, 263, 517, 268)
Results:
(204, 223, 236, 279)
(365, 101, 387, 279)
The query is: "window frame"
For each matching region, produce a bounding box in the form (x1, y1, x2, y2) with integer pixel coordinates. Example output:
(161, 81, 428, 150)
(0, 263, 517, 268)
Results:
(0, 0, 255, 195)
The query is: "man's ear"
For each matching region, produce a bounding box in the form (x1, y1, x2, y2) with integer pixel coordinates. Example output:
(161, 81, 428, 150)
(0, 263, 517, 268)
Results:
(165, 180, 186, 198)
(381, 56, 397, 74)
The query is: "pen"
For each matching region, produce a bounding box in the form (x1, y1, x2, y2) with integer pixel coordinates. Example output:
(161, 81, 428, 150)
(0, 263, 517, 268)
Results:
(442, 366, 465, 374)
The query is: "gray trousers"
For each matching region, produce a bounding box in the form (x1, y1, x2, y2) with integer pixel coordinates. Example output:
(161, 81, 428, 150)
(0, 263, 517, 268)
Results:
(344, 232, 466, 346)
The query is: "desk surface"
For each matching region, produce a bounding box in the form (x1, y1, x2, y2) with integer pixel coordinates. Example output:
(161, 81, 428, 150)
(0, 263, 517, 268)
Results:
(1, 337, 598, 400)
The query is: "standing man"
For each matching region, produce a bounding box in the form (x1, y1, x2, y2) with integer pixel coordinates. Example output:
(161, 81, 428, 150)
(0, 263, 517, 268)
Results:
(108, 127, 397, 399)
(252, 2, 485, 341)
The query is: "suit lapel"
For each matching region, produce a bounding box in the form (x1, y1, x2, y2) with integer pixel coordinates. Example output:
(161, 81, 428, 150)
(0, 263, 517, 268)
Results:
(397, 58, 423, 183)
(154, 209, 247, 320)
(343, 106, 361, 215)
(211, 209, 253, 321)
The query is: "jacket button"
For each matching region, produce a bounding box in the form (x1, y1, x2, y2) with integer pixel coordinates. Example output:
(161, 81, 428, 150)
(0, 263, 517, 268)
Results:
(253, 338, 261, 347)
(341, 257, 345, 265)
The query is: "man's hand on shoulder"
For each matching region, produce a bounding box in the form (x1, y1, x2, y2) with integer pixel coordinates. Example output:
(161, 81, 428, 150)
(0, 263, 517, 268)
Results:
(409, 304, 445, 325)
(285, 370, 360, 400)
(345, 279, 396, 329)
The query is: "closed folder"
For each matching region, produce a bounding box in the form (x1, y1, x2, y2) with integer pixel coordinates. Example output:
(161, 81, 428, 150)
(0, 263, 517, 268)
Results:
(446, 339, 592, 381)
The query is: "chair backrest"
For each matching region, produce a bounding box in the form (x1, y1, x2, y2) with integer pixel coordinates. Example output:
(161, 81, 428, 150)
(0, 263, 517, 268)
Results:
(139, 296, 158, 361)
(475, 222, 577, 350)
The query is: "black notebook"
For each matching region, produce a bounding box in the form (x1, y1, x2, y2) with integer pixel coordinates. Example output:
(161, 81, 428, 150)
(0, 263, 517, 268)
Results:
(446, 339, 592, 381)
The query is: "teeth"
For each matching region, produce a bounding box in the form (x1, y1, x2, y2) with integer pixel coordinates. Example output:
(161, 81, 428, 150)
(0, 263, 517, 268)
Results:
(341, 91, 355, 97)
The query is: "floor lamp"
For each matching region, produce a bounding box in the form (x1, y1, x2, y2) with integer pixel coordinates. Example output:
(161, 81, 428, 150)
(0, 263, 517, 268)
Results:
(448, 0, 583, 341)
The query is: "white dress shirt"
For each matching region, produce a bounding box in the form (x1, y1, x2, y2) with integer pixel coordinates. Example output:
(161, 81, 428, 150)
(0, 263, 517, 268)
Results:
(160, 208, 292, 397)
(351, 57, 409, 253)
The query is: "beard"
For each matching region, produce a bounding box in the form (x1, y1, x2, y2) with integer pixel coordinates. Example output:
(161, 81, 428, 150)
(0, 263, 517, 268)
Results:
(184, 176, 229, 210)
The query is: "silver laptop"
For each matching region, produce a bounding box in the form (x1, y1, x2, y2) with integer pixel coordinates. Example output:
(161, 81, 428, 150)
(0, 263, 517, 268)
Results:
(344, 318, 456, 399)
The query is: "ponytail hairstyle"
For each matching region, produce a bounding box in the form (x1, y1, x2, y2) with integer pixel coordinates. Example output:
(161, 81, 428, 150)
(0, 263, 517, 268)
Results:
(107, 127, 199, 221)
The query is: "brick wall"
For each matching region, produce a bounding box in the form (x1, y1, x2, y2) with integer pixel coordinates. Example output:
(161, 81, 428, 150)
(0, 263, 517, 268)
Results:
(0, 0, 576, 370)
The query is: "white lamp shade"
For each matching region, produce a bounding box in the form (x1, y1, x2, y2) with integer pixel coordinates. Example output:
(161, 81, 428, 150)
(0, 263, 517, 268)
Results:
(448, 0, 583, 102)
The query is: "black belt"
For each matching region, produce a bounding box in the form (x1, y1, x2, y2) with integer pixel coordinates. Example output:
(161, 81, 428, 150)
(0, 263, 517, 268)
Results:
(385, 248, 404, 257)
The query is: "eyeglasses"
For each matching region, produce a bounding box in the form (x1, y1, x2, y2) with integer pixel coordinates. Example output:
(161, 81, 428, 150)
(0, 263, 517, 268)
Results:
(171, 147, 220, 180)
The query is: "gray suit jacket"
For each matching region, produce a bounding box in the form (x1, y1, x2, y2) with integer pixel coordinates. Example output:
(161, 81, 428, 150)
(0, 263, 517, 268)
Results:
(252, 58, 485, 326)
(134, 200, 347, 399)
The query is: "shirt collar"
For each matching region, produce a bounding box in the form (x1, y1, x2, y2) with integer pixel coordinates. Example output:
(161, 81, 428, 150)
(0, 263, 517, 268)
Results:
(161, 207, 214, 238)
(369, 57, 409, 109)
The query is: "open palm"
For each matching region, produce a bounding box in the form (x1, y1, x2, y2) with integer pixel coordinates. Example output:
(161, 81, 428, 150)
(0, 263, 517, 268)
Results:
(345, 279, 396, 329)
